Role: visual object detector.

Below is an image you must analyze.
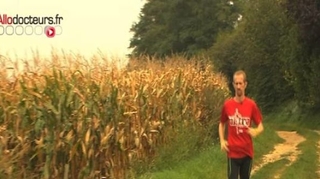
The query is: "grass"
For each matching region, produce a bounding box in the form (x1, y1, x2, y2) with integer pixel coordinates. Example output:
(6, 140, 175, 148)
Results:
(251, 122, 285, 170)
(137, 146, 227, 179)
(252, 158, 290, 179)
(279, 128, 318, 179)
(251, 122, 319, 179)
(135, 122, 282, 179)
(252, 100, 320, 179)
(266, 100, 320, 130)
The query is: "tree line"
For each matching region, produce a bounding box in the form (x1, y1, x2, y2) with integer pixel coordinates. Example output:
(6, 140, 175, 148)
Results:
(128, 0, 320, 113)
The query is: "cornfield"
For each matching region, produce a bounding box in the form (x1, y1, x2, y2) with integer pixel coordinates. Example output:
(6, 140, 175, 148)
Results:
(0, 53, 230, 179)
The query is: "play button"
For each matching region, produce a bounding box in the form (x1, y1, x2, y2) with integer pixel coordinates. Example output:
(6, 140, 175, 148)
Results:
(45, 26, 55, 38)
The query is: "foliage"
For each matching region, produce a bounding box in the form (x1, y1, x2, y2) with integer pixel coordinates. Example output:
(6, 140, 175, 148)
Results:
(128, 0, 240, 58)
(209, 0, 295, 112)
(129, 0, 320, 112)
(283, 0, 320, 109)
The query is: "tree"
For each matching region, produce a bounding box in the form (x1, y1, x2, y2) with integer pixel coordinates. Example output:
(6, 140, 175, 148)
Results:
(284, 0, 320, 109)
(209, 0, 295, 112)
(128, 0, 240, 58)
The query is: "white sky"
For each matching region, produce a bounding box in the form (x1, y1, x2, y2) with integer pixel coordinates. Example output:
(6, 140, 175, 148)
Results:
(0, 0, 145, 61)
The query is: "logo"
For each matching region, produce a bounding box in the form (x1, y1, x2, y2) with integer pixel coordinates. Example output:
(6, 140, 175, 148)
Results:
(45, 26, 55, 38)
(0, 14, 13, 24)
(228, 108, 251, 134)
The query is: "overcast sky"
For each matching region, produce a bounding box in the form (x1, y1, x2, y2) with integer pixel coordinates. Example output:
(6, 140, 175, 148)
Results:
(0, 0, 145, 61)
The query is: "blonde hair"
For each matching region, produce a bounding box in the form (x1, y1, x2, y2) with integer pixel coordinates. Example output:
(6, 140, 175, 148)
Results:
(233, 70, 247, 82)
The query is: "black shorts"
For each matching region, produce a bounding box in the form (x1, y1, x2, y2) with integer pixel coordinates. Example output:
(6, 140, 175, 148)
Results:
(227, 156, 253, 179)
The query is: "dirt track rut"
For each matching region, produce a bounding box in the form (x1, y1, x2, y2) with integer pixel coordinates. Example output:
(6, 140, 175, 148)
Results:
(315, 130, 320, 179)
(251, 131, 306, 178)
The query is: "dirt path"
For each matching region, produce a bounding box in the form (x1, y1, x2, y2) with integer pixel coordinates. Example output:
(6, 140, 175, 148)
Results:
(251, 131, 306, 178)
(315, 130, 320, 178)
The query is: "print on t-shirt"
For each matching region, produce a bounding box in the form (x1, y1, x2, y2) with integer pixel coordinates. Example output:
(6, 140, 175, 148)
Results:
(228, 108, 250, 134)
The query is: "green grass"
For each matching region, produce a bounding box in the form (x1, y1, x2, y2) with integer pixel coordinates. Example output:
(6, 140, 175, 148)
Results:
(135, 122, 282, 179)
(266, 100, 320, 130)
(250, 124, 319, 179)
(256, 100, 320, 179)
(252, 158, 290, 179)
(272, 127, 319, 179)
(252, 123, 285, 169)
(137, 146, 227, 179)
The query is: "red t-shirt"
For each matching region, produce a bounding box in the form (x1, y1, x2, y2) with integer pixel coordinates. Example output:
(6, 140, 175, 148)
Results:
(220, 97, 262, 159)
